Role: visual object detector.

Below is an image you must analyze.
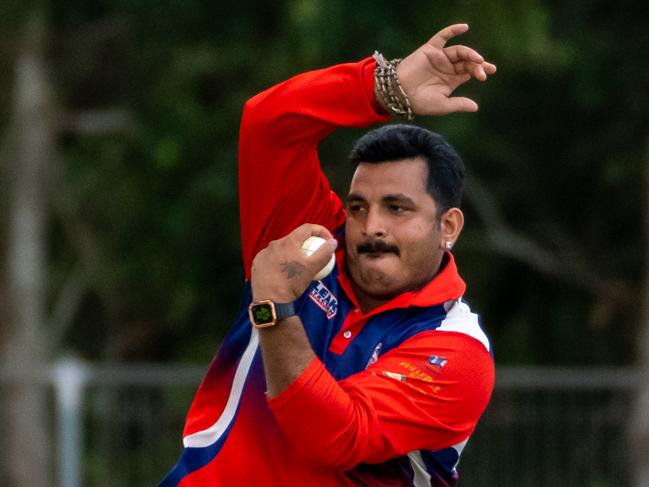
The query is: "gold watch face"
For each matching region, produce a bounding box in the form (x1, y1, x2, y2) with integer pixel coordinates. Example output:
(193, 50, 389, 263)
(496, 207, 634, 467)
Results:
(248, 301, 277, 328)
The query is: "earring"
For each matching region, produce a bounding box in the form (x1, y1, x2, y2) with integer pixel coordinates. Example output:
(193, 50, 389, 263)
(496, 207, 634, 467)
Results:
(445, 241, 453, 251)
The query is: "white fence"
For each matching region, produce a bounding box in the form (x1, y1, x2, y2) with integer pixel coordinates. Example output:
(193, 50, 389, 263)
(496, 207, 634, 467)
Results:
(0, 360, 644, 487)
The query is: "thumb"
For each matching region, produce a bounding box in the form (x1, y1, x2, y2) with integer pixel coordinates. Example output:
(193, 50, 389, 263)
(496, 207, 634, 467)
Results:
(441, 96, 479, 114)
(305, 238, 337, 276)
(308, 238, 337, 263)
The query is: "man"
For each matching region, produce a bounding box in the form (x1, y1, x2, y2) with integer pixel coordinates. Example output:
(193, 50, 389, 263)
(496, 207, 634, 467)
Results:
(160, 23, 496, 486)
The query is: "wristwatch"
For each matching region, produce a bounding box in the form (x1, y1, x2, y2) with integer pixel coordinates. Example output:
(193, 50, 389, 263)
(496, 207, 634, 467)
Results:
(248, 300, 296, 328)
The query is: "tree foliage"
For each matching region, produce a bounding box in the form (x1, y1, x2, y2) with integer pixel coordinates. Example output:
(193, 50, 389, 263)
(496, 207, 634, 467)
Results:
(1, 0, 648, 367)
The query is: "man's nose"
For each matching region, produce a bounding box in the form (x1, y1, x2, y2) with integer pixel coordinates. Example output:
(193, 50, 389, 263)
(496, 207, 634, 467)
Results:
(363, 208, 387, 238)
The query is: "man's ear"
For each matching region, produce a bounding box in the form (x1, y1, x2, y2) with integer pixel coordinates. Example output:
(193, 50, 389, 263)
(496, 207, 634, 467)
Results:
(438, 208, 464, 250)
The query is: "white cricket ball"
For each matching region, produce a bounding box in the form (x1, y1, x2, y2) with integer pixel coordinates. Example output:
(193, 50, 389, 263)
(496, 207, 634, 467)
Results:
(301, 236, 336, 280)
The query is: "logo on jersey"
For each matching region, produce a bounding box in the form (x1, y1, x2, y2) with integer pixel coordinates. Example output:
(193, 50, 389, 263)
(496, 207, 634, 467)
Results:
(309, 281, 338, 319)
(427, 355, 448, 368)
(365, 342, 383, 368)
(396, 361, 441, 394)
(381, 371, 406, 382)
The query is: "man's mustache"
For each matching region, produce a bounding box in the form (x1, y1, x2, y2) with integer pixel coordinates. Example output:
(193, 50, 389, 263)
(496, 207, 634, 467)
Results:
(357, 240, 400, 256)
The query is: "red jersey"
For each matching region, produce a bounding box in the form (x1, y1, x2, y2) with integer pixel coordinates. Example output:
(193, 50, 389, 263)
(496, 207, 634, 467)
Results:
(160, 58, 494, 486)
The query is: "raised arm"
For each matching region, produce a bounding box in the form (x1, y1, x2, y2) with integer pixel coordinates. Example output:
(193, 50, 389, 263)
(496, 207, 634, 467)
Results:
(238, 23, 496, 278)
(238, 59, 386, 278)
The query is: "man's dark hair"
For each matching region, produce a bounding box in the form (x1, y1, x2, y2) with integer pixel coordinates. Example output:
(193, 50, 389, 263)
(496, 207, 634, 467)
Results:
(349, 124, 465, 215)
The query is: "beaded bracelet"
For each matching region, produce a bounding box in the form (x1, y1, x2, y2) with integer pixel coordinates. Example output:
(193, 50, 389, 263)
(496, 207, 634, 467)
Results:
(373, 51, 414, 121)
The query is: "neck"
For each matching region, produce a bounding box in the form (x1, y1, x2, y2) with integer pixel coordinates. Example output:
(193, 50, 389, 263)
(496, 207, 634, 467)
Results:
(351, 283, 391, 314)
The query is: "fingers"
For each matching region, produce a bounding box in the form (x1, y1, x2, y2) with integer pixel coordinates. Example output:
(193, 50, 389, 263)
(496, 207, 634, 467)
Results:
(445, 45, 497, 81)
(309, 237, 338, 267)
(429, 23, 469, 49)
(290, 224, 336, 277)
(291, 223, 334, 242)
(252, 224, 336, 300)
(427, 25, 497, 81)
(470, 61, 497, 80)
(445, 44, 484, 64)
(452, 60, 496, 81)
(484, 62, 497, 74)
(454, 61, 489, 81)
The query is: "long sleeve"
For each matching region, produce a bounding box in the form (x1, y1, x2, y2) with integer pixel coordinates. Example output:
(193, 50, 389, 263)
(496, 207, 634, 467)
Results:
(238, 57, 388, 277)
(267, 330, 495, 471)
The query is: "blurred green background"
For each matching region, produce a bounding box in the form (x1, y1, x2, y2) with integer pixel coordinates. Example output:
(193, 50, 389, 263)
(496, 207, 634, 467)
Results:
(1, 1, 648, 486)
(3, 0, 647, 365)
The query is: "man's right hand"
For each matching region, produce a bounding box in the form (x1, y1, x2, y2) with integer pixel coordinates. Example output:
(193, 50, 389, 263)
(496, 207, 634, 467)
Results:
(395, 24, 497, 116)
(250, 224, 337, 304)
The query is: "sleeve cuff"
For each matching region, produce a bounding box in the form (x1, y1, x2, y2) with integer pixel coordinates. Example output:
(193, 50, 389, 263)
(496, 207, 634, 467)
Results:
(360, 57, 390, 119)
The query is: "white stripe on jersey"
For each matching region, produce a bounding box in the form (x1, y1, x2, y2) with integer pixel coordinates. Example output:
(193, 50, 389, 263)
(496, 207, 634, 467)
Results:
(407, 450, 432, 487)
(407, 438, 469, 486)
(439, 300, 490, 352)
(451, 438, 469, 469)
(183, 328, 259, 448)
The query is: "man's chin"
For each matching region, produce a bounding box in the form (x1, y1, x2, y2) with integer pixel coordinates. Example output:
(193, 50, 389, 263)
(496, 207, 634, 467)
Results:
(346, 254, 406, 300)
(355, 267, 403, 299)
(356, 280, 404, 302)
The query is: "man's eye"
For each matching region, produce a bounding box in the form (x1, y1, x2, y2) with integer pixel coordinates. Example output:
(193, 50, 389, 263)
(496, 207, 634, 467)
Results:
(349, 204, 365, 212)
(389, 205, 405, 213)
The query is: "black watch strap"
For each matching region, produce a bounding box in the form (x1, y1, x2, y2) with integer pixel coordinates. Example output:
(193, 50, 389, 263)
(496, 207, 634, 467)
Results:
(273, 301, 296, 321)
(248, 300, 296, 328)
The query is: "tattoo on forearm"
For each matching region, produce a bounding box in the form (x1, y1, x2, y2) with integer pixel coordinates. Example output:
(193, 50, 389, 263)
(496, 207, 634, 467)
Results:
(281, 261, 304, 279)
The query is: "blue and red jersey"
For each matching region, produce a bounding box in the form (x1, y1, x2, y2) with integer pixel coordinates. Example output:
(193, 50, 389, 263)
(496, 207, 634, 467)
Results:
(160, 57, 494, 486)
